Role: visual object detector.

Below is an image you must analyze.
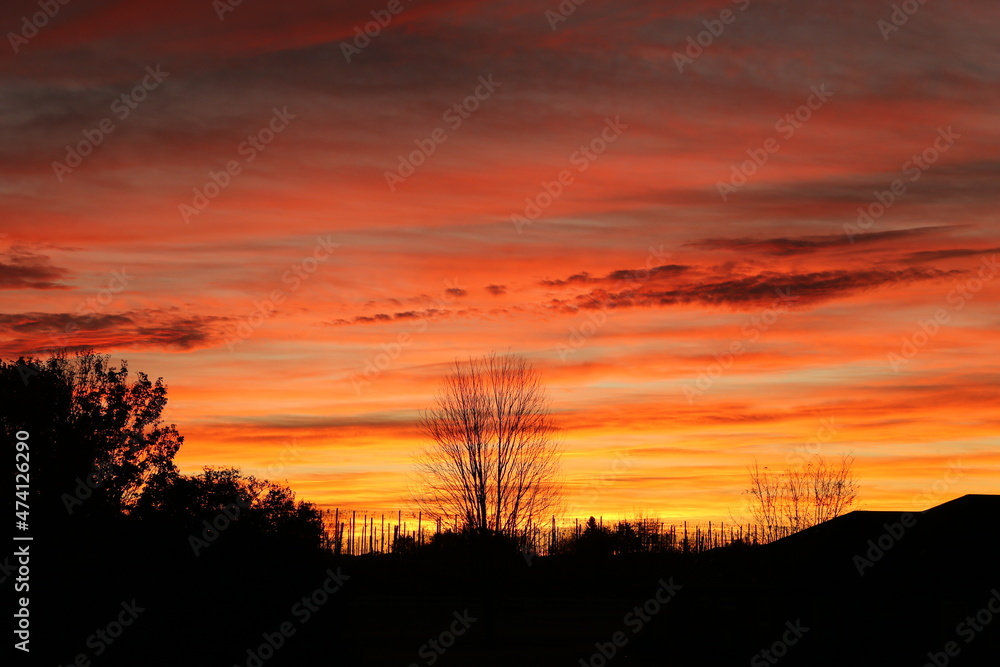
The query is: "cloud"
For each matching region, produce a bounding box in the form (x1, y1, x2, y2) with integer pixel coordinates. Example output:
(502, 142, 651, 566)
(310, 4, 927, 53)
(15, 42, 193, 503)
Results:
(0, 247, 72, 290)
(325, 260, 963, 328)
(0, 312, 133, 332)
(326, 308, 457, 326)
(541, 264, 690, 287)
(901, 247, 1000, 263)
(485, 284, 506, 295)
(541, 272, 593, 287)
(547, 267, 959, 312)
(0, 310, 230, 356)
(685, 227, 953, 257)
(352, 314, 392, 323)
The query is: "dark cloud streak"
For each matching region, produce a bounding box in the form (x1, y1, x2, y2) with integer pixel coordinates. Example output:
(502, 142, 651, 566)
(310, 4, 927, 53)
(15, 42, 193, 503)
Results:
(0, 247, 72, 290)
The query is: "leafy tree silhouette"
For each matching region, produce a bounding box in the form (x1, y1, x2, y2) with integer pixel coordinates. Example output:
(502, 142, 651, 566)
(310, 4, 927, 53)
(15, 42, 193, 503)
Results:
(1, 350, 325, 552)
(135, 466, 325, 552)
(1, 351, 182, 526)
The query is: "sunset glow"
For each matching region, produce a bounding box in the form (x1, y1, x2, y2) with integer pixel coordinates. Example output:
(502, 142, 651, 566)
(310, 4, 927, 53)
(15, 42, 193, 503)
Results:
(3, 0, 998, 524)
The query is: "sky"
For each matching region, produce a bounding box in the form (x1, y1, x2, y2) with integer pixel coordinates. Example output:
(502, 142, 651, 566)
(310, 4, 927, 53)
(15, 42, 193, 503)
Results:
(2, 0, 998, 524)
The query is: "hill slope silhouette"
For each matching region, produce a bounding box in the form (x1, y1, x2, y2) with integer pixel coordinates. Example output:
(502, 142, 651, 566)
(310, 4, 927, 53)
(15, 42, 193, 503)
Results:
(626, 494, 1000, 666)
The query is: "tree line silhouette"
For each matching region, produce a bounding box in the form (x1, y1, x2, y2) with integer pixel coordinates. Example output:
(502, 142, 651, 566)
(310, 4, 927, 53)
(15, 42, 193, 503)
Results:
(1, 349, 859, 558)
(1, 352, 323, 552)
(9, 349, 997, 667)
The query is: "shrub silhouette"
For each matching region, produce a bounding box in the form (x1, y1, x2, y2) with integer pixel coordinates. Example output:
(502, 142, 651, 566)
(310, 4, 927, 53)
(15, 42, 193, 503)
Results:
(615, 520, 643, 554)
(391, 534, 418, 555)
(553, 516, 616, 558)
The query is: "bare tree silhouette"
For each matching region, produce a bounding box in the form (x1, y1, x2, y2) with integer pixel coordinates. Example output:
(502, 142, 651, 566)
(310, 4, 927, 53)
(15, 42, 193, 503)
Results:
(412, 352, 561, 539)
(745, 454, 858, 542)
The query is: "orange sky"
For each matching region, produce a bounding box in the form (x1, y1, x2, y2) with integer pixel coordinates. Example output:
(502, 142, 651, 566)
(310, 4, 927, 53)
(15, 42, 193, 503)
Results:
(2, 0, 998, 523)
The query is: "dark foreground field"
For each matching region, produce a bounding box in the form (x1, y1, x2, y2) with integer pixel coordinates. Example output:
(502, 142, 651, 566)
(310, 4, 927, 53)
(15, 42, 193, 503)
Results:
(27, 495, 1000, 667)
